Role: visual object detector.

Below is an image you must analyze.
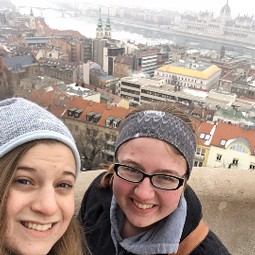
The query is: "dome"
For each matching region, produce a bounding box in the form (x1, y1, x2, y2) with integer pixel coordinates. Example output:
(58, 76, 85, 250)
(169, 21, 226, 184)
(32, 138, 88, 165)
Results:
(220, 0, 231, 16)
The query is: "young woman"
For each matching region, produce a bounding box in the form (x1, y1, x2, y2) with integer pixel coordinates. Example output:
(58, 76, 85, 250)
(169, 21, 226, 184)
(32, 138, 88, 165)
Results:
(78, 101, 230, 255)
(0, 97, 89, 255)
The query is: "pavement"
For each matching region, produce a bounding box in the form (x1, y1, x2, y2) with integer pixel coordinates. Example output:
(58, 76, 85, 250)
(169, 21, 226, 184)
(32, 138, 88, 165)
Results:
(75, 168, 255, 255)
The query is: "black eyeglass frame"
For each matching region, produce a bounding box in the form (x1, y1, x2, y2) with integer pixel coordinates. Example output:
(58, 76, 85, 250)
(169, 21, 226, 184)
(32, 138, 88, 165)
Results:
(113, 163, 186, 191)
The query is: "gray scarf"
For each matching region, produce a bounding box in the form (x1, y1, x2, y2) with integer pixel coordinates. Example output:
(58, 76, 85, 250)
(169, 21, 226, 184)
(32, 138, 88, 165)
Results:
(110, 195, 187, 255)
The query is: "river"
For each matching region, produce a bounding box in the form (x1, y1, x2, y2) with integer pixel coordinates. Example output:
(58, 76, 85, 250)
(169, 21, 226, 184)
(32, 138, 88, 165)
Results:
(44, 14, 255, 57)
(17, 7, 255, 57)
(44, 15, 172, 46)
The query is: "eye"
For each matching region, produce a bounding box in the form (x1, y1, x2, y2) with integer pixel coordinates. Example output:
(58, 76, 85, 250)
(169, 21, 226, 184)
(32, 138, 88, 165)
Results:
(127, 166, 138, 173)
(14, 178, 32, 186)
(156, 175, 177, 183)
(57, 182, 73, 189)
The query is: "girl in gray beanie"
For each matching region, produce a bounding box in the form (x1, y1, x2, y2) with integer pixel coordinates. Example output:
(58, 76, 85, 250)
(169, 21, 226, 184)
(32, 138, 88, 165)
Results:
(78, 101, 230, 255)
(0, 97, 88, 255)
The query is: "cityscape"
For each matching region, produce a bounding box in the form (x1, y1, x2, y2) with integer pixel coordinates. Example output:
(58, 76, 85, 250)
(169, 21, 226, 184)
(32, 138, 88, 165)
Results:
(0, 2, 253, 254)
(1, 0, 255, 172)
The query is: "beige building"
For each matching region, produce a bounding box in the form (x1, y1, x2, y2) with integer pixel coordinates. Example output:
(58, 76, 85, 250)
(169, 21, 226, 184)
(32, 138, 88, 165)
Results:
(195, 120, 255, 170)
(154, 61, 221, 91)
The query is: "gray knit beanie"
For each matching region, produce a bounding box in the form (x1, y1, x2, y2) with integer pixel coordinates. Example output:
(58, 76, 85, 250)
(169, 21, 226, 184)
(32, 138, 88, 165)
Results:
(0, 97, 81, 176)
(115, 110, 196, 177)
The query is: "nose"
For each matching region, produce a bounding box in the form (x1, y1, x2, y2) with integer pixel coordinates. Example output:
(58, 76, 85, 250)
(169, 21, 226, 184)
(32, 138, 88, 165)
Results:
(31, 186, 58, 216)
(133, 177, 155, 200)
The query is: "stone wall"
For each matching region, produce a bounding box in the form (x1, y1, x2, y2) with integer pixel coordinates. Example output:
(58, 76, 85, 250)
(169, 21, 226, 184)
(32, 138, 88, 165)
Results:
(75, 168, 255, 255)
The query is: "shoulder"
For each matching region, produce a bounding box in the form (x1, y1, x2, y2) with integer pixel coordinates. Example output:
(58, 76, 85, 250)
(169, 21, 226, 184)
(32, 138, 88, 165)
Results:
(77, 172, 115, 255)
(191, 230, 231, 255)
(183, 186, 230, 254)
(182, 185, 203, 239)
(77, 171, 112, 226)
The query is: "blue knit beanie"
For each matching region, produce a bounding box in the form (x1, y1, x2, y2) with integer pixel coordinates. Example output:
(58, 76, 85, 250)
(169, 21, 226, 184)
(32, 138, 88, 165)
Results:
(0, 97, 81, 176)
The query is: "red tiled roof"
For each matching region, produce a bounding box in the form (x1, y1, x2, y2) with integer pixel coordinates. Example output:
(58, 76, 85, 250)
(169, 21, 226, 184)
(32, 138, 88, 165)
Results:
(196, 121, 255, 153)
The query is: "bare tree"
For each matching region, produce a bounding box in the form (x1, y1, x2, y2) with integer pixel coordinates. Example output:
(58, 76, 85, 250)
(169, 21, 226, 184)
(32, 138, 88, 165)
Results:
(76, 126, 105, 170)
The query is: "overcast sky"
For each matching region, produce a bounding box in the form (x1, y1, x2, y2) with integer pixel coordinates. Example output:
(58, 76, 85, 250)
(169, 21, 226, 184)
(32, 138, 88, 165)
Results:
(12, 0, 255, 17)
(87, 0, 255, 17)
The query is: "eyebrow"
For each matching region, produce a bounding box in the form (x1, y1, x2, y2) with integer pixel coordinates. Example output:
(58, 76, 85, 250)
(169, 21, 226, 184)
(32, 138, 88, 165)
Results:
(16, 166, 76, 179)
(120, 160, 181, 176)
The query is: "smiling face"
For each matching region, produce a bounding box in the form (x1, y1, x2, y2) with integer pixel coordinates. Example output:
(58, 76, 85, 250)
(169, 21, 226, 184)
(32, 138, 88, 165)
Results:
(5, 142, 76, 255)
(113, 137, 187, 238)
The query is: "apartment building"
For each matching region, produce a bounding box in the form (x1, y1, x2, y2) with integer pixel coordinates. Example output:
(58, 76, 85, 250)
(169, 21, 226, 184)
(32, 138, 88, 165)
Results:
(40, 59, 78, 84)
(0, 54, 39, 98)
(133, 49, 159, 77)
(116, 76, 255, 112)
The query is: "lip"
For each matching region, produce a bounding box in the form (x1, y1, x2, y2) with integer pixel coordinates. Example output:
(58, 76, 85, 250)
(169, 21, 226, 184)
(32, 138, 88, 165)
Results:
(20, 221, 57, 238)
(131, 198, 156, 213)
(23, 221, 53, 231)
(133, 199, 154, 209)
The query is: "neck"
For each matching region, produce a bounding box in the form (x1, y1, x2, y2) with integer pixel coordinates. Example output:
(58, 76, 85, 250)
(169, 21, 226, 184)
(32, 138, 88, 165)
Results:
(121, 217, 152, 238)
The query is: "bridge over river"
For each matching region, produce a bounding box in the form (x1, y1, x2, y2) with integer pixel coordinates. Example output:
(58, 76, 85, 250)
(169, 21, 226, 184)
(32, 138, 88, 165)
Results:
(16, 5, 255, 57)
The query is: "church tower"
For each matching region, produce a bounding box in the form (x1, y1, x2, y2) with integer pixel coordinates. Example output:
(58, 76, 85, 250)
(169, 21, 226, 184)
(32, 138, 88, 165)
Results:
(96, 8, 104, 39)
(29, 8, 36, 30)
(104, 9, 112, 39)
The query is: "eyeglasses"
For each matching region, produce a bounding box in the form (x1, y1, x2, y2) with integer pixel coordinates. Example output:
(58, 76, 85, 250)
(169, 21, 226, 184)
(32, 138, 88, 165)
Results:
(113, 163, 185, 191)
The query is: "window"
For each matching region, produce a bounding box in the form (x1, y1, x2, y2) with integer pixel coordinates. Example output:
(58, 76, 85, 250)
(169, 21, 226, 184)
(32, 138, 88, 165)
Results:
(74, 109, 83, 118)
(220, 139, 226, 146)
(105, 117, 114, 127)
(232, 159, 239, 166)
(216, 154, 222, 161)
(230, 144, 248, 154)
(93, 114, 102, 123)
(113, 118, 121, 129)
(249, 163, 255, 170)
(196, 147, 205, 156)
(194, 161, 203, 167)
(86, 112, 95, 121)
(200, 133, 205, 139)
(205, 134, 210, 140)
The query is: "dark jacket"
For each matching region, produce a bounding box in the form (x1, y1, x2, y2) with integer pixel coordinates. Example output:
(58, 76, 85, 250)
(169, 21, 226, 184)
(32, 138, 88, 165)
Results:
(78, 172, 230, 255)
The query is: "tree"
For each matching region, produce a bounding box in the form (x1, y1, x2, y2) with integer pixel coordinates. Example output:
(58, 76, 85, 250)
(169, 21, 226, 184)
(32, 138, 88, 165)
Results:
(76, 126, 105, 170)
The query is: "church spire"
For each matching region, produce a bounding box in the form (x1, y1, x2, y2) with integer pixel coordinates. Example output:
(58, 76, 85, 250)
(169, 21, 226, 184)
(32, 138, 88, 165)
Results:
(104, 8, 112, 39)
(96, 8, 104, 39)
(29, 7, 36, 30)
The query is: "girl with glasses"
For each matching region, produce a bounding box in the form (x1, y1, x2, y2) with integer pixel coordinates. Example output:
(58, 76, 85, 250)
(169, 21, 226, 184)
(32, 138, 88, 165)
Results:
(78, 101, 230, 255)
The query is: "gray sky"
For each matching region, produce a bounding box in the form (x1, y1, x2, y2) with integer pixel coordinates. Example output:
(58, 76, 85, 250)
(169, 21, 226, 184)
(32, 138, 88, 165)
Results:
(12, 0, 255, 17)
(90, 0, 255, 17)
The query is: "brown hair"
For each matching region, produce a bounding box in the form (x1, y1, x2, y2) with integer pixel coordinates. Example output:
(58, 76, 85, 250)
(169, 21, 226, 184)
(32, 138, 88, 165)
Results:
(0, 140, 87, 255)
(100, 101, 196, 188)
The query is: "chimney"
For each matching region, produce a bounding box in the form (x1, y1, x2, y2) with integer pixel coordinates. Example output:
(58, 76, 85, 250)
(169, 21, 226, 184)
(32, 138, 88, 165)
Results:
(106, 104, 112, 110)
